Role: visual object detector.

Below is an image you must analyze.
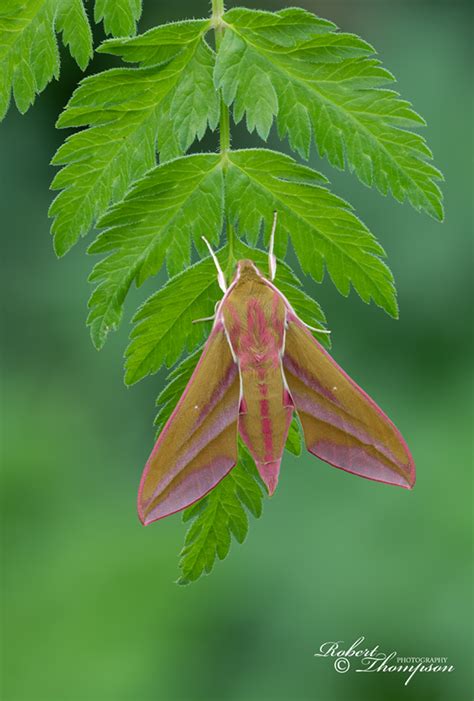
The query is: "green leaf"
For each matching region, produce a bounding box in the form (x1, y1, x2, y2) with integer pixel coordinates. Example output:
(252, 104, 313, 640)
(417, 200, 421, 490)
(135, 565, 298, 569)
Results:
(218, 7, 338, 46)
(94, 0, 142, 37)
(87, 154, 223, 351)
(86, 147, 387, 355)
(226, 149, 398, 318)
(215, 7, 444, 220)
(99, 18, 210, 66)
(285, 416, 302, 456)
(49, 20, 217, 255)
(177, 445, 264, 585)
(56, 0, 93, 71)
(125, 257, 220, 385)
(98, 21, 218, 162)
(0, 0, 93, 119)
(126, 237, 329, 385)
(274, 275, 330, 349)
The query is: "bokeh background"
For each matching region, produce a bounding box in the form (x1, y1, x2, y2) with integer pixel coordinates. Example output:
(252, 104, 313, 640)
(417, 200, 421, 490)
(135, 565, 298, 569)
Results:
(1, 1, 472, 699)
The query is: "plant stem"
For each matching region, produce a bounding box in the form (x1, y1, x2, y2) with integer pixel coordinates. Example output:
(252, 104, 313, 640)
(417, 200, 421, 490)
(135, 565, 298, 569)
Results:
(212, 0, 235, 273)
(212, 0, 225, 49)
(219, 99, 231, 155)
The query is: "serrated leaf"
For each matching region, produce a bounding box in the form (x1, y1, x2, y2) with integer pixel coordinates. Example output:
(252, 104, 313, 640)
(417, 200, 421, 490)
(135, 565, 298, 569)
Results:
(125, 258, 220, 385)
(94, 0, 142, 37)
(219, 7, 337, 46)
(86, 147, 387, 354)
(282, 285, 331, 349)
(98, 21, 218, 162)
(99, 19, 209, 67)
(226, 149, 398, 318)
(285, 416, 302, 456)
(49, 21, 217, 255)
(177, 445, 264, 585)
(0, 0, 93, 120)
(87, 154, 223, 350)
(57, 0, 93, 71)
(126, 237, 329, 385)
(215, 7, 444, 220)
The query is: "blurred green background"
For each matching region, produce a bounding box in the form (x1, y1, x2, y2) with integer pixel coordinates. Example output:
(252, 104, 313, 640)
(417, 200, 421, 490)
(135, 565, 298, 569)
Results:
(1, 1, 472, 700)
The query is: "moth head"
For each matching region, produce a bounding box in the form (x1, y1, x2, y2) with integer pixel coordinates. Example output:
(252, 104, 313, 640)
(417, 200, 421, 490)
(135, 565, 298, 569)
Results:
(236, 259, 263, 279)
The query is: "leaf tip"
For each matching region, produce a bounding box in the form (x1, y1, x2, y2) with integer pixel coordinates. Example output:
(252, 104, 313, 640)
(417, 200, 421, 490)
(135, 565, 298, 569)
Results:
(52, 235, 69, 259)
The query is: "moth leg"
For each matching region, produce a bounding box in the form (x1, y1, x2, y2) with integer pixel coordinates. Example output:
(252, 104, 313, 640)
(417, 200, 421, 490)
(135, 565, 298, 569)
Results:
(192, 316, 215, 324)
(302, 322, 331, 334)
(192, 301, 220, 324)
(268, 210, 278, 281)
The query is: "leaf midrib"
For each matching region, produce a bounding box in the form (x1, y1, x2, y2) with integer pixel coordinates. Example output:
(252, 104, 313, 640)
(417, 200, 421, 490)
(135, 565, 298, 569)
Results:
(229, 153, 394, 308)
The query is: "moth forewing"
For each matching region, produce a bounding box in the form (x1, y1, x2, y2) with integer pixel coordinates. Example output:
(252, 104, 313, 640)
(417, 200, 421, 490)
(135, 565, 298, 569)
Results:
(137, 322, 240, 525)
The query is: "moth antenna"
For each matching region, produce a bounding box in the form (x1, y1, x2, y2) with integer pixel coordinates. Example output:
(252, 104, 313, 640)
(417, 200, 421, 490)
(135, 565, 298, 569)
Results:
(269, 210, 278, 281)
(202, 236, 227, 293)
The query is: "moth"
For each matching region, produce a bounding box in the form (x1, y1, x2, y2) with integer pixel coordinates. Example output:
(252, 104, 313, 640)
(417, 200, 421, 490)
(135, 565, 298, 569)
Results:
(138, 215, 415, 525)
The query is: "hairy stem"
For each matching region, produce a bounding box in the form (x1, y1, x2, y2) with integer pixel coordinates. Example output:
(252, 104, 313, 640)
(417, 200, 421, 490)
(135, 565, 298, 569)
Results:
(212, 0, 235, 274)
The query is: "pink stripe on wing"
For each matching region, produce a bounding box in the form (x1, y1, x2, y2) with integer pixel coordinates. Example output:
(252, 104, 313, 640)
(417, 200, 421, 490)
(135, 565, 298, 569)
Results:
(144, 456, 236, 524)
(147, 403, 238, 504)
(284, 354, 339, 404)
(292, 391, 401, 468)
(312, 442, 412, 489)
(192, 363, 238, 432)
